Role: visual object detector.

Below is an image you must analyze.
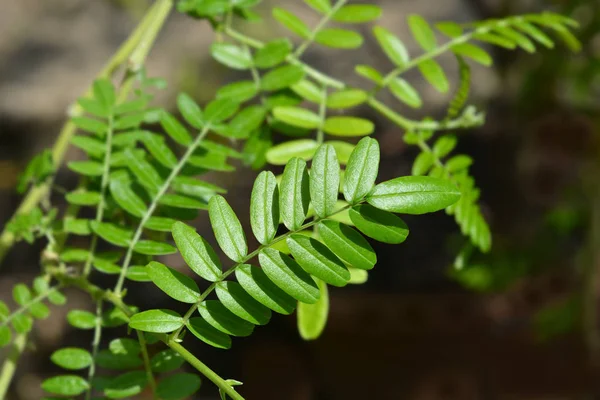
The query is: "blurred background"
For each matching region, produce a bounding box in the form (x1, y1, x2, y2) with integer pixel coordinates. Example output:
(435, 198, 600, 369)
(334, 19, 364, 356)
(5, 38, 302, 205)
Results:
(1, 0, 600, 398)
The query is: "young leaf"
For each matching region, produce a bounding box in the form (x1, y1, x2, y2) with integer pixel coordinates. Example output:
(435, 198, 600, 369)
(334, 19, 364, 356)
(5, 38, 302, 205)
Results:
(446, 155, 473, 172)
(355, 65, 384, 84)
(287, 235, 350, 287)
(70, 136, 105, 157)
(66, 190, 101, 206)
(13, 284, 31, 306)
(134, 241, 177, 256)
(326, 89, 368, 109)
(90, 222, 132, 247)
(412, 152, 434, 176)
(297, 279, 329, 340)
(127, 266, 151, 282)
(156, 373, 202, 400)
(187, 317, 232, 349)
(367, 176, 461, 214)
(227, 105, 267, 139)
(217, 80, 258, 103)
(304, 0, 331, 13)
(315, 28, 364, 49)
(150, 349, 185, 373)
(348, 267, 368, 284)
(159, 194, 208, 210)
(494, 26, 535, 53)
(318, 220, 376, 270)
(253, 38, 292, 69)
(129, 309, 184, 333)
(327, 141, 355, 165)
(109, 338, 141, 355)
(67, 161, 104, 177)
(273, 106, 321, 129)
(146, 261, 201, 303)
(67, 310, 97, 330)
(160, 111, 193, 146)
(72, 117, 108, 135)
(349, 204, 409, 244)
(0, 326, 11, 347)
(50, 347, 93, 370)
(373, 26, 409, 67)
(279, 157, 310, 231)
(266, 139, 319, 165)
(209, 195, 248, 262)
(177, 93, 204, 129)
(343, 137, 380, 203)
(104, 371, 148, 398)
(323, 117, 374, 136)
(198, 300, 255, 337)
(432, 135, 457, 158)
(333, 5, 382, 24)
(93, 78, 116, 108)
(125, 149, 164, 194)
(204, 98, 239, 123)
(141, 133, 178, 168)
(235, 264, 297, 315)
(452, 43, 492, 66)
(250, 171, 279, 245)
(109, 179, 147, 218)
(12, 314, 33, 333)
(211, 43, 252, 70)
(258, 248, 320, 304)
(216, 281, 272, 325)
(42, 375, 89, 396)
(418, 59, 449, 93)
(389, 78, 422, 108)
(261, 65, 305, 92)
(272, 8, 311, 39)
(408, 15, 437, 51)
(310, 144, 340, 218)
(172, 222, 222, 282)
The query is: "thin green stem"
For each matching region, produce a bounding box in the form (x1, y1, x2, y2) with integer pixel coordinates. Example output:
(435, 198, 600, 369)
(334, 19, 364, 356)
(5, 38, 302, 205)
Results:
(0, 333, 27, 399)
(294, 0, 348, 58)
(137, 330, 157, 397)
(0, 286, 60, 328)
(317, 85, 328, 144)
(0, 0, 171, 267)
(167, 341, 244, 400)
(113, 124, 211, 295)
(85, 299, 103, 400)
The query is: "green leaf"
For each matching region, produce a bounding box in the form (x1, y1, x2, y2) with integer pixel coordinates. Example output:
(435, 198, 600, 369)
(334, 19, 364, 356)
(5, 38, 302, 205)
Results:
(109, 179, 147, 218)
(494, 26, 535, 53)
(273, 107, 321, 130)
(304, 0, 331, 13)
(515, 20, 554, 48)
(436, 21, 464, 37)
(209, 196, 248, 262)
(258, 248, 320, 304)
(211, 43, 252, 70)
(48, 290, 67, 306)
(373, 26, 409, 67)
(12, 314, 32, 333)
(432, 135, 457, 158)
(389, 78, 422, 108)
(93, 78, 116, 108)
(105, 371, 147, 399)
(114, 97, 148, 115)
(204, 98, 239, 123)
(279, 157, 310, 230)
(318, 220, 376, 270)
(418, 59, 449, 93)
(125, 149, 164, 194)
(452, 43, 492, 66)
(367, 176, 461, 214)
(13, 284, 31, 306)
(67, 161, 103, 177)
(187, 317, 232, 349)
(67, 310, 96, 329)
(287, 235, 350, 287)
(412, 152, 434, 176)
(150, 349, 185, 373)
(91, 222, 132, 247)
(96, 350, 142, 370)
(235, 264, 296, 315)
(323, 116, 374, 137)
(156, 373, 202, 400)
(250, 171, 279, 245)
(159, 194, 208, 210)
(93, 259, 121, 274)
(227, 105, 267, 139)
(333, 5, 381, 23)
(0, 326, 11, 347)
(326, 89, 368, 109)
(348, 267, 368, 284)
(290, 79, 324, 103)
(66, 190, 101, 206)
(315, 28, 364, 49)
(473, 32, 517, 49)
(261, 65, 305, 92)
(408, 14, 437, 51)
(177, 93, 204, 129)
(146, 261, 200, 303)
(253, 38, 292, 69)
(70, 136, 105, 157)
(126, 266, 151, 282)
(29, 301, 50, 319)
(42, 375, 89, 396)
(109, 338, 141, 355)
(78, 97, 108, 118)
(349, 204, 409, 244)
(266, 139, 319, 166)
(50, 347, 92, 370)
(343, 137, 379, 203)
(310, 144, 339, 218)
(217, 80, 258, 103)
(297, 279, 329, 340)
(198, 300, 255, 337)
(144, 216, 177, 232)
(141, 133, 178, 168)
(172, 176, 225, 198)
(272, 7, 311, 38)
(129, 309, 184, 333)
(216, 281, 272, 325)
(160, 111, 193, 146)
(355, 65, 384, 84)
(72, 116, 108, 135)
(0, 300, 9, 318)
(134, 240, 177, 255)
(172, 222, 222, 282)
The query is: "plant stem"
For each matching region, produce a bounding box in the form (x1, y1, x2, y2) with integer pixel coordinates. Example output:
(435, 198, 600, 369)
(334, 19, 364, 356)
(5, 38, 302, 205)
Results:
(85, 299, 103, 400)
(167, 340, 244, 400)
(0, 333, 27, 399)
(0, 286, 60, 328)
(137, 330, 158, 397)
(294, 0, 348, 58)
(113, 124, 210, 295)
(0, 0, 171, 267)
